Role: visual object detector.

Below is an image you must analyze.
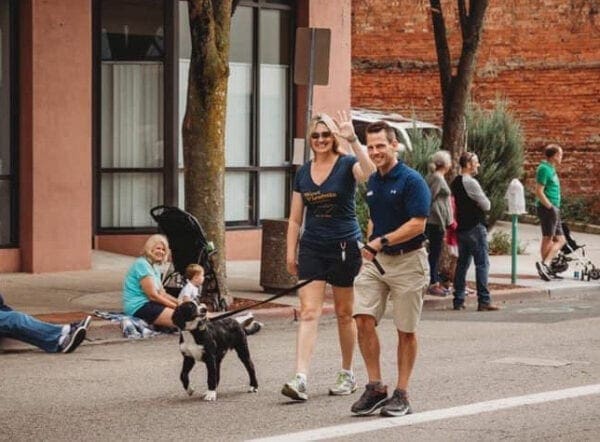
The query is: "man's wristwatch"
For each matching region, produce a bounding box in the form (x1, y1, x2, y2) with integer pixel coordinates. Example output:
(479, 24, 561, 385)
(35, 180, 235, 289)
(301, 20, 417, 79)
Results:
(379, 236, 389, 247)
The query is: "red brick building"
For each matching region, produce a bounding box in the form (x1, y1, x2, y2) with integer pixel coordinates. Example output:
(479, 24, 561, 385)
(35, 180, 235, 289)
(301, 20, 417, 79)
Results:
(352, 0, 600, 215)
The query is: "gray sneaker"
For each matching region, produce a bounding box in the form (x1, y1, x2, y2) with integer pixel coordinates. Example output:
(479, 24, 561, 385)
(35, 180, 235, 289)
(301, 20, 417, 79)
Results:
(329, 371, 357, 396)
(281, 375, 308, 401)
(59, 325, 87, 353)
(380, 388, 412, 417)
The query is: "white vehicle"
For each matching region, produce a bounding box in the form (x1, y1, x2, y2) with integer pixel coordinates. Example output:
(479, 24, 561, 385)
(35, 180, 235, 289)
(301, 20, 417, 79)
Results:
(351, 108, 441, 152)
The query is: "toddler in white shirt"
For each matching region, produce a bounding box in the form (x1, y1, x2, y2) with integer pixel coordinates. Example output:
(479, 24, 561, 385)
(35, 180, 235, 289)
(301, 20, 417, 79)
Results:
(177, 263, 204, 304)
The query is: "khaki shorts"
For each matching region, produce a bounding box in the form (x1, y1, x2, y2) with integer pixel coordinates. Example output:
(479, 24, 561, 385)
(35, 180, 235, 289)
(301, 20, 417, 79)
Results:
(353, 248, 429, 333)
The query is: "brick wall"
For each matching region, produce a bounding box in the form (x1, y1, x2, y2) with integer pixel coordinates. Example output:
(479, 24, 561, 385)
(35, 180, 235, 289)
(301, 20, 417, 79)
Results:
(352, 0, 600, 215)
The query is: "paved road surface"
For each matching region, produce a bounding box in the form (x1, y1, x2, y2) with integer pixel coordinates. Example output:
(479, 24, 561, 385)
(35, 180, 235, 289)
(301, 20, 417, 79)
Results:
(2, 294, 599, 441)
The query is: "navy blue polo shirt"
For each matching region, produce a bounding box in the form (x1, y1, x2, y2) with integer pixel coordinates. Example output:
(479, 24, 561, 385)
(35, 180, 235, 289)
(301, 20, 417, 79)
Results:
(366, 161, 431, 252)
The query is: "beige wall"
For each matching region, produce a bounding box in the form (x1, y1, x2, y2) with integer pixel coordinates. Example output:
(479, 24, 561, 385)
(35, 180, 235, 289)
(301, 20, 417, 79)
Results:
(96, 230, 263, 261)
(295, 0, 352, 137)
(310, 0, 352, 116)
(18, 0, 92, 272)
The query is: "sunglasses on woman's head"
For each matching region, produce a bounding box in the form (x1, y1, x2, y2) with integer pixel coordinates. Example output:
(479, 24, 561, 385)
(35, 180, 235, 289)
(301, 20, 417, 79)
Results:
(310, 131, 332, 139)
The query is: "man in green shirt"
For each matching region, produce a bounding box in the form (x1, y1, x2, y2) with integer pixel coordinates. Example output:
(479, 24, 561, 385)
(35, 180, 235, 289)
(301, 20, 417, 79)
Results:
(534, 144, 566, 281)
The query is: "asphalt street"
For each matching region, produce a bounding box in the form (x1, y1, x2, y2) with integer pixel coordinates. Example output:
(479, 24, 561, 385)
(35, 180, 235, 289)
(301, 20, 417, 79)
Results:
(1, 295, 599, 441)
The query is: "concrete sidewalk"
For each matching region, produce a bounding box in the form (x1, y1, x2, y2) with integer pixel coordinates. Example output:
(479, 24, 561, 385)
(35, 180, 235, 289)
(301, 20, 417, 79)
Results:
(2, 221, 599, 352)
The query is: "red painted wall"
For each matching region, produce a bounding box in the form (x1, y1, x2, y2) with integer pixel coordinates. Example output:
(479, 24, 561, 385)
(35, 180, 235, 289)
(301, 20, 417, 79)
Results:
(352, 0, 600, 215)
(19, 0, 92, 272)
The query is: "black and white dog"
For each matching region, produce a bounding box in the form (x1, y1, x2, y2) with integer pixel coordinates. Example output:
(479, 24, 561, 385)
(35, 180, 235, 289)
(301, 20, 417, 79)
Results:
(171, 301, 259, 401)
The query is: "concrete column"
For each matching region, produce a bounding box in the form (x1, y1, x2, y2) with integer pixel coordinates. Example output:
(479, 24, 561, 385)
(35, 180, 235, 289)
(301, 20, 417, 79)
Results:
(19, 0, 92, 272)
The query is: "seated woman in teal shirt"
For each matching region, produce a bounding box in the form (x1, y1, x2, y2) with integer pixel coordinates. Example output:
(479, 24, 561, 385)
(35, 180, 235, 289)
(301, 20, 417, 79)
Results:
(122, 234, 179, 327)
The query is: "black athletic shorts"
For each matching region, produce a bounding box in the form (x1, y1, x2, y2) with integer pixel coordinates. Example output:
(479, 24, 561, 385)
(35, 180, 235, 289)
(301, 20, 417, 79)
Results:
(298, 239, 362, 287)
(133, 301, 165, 324)
(537, 204, 564, 237)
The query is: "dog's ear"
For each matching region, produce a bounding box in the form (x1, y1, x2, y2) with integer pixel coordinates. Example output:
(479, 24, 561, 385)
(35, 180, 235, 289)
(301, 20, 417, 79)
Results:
(171, 304, 187, 330)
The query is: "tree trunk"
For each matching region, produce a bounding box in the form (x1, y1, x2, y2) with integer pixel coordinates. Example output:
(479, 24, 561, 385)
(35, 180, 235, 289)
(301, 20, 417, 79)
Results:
(182, 0, 234, 299)
(429, 0, 489, 287)
(430, 0, 489, 179)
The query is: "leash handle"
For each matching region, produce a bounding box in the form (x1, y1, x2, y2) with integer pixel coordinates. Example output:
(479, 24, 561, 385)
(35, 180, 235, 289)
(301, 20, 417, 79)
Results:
(359, 241, 386, 275)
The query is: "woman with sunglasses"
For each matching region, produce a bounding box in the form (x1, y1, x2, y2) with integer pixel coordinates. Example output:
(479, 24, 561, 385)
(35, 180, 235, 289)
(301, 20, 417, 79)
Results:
(282, 111, 375, 401)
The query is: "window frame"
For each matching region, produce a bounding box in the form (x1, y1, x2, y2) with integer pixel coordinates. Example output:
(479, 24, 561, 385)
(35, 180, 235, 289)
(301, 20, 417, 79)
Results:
(224, 0, 295, 228)
(93, 0, 177, 234)
(0, 0, 19, 248)
(93, 0, 294, 234)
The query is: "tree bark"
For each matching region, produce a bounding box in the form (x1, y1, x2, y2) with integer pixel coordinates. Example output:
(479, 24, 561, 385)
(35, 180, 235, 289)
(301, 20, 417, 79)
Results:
(429, 0, 452, 120)
(428, 0, 489, 287)
(430, 0, 489, 179)
(182, 0, 234, 299)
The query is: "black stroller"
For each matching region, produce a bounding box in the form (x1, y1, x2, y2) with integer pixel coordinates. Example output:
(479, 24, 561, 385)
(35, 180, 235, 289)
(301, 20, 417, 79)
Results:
(150, 205, 228, 311)
(550, 222, 600, 280)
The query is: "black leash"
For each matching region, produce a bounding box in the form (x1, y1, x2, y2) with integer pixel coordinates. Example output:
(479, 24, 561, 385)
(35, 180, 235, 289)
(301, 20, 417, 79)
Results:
(360, 242, 386, 275)
(209, 268, 330, 322)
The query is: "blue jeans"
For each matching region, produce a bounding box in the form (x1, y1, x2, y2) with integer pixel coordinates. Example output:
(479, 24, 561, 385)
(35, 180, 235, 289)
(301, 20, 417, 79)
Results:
(426, 224, 445, 285)
(0, 309, 63, 352)
(453, 223, 491, 307)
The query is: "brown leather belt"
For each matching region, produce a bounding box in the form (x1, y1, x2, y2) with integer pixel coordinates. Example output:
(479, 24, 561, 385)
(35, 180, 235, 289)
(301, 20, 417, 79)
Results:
(382, 243, 424, 256)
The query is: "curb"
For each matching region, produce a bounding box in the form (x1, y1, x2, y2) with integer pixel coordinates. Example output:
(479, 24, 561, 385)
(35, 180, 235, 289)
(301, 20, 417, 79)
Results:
(504, 215, 600, 235)
(3, 283, 598, 354)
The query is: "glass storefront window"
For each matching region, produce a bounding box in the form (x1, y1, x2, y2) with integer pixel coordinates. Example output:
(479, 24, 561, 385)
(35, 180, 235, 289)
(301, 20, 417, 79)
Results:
(100, 0, 164, 60)
(98, 0, 165, 229)
(178, 1, 292, 225)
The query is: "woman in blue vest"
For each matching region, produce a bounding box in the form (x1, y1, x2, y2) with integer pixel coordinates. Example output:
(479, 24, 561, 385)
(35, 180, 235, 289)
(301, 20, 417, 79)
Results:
(282, 112, 375, 401)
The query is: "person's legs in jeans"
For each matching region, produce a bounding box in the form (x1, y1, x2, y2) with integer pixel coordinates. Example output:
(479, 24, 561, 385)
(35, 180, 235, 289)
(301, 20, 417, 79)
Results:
(453, 231, 473, 308)
(0, 310, 63, 352)
(425, 224, 444, 286)
(472, 224, 491, 305)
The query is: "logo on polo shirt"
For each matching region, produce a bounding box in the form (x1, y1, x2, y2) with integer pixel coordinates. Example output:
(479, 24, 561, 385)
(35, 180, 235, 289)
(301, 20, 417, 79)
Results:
(390, 189, 397, 194)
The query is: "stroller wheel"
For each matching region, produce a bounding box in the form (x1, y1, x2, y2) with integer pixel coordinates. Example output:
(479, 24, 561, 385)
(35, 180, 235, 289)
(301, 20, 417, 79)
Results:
(589, 268, 600, 280)
(550, 258, 568, 274)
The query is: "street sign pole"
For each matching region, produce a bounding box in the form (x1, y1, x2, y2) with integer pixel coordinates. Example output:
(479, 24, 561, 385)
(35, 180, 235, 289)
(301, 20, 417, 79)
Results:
(511, 214, 518, 284)
(304, 28, 316, 163)
(506, 178, 526, 285)
(294, 27, 331, 163)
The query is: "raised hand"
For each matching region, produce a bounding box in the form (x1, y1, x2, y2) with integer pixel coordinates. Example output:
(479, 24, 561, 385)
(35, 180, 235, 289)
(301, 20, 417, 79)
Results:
(335, 110, 357, 142)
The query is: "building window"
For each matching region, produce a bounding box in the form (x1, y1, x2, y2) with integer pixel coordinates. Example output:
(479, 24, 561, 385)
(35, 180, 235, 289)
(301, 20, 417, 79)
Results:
(96, 0, 166, 229)
(178, 1, 293, 226)
(0, 0, 17, 246)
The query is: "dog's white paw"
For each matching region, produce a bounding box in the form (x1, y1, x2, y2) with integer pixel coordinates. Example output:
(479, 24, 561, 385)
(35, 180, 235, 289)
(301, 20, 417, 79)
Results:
(203, 390, 217, 401)
(247, 386, 258, 393)
(186, 387, 194, 396)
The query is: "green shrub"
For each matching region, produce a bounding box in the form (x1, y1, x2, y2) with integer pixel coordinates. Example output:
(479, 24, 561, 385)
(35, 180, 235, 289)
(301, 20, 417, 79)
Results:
(524, 187, 537, 217)
(559, 195, 595, 224)
(399, 126, 442, 175)
(488, 230, 527, 255)
(356, 182, 369, 241)
(525, 188, 598, 225)
(467, 100, 525, 228)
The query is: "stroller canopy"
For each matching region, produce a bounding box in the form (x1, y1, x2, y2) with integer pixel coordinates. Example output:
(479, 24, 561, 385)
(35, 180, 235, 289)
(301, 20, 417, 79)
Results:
(150, 206, 209, 275)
